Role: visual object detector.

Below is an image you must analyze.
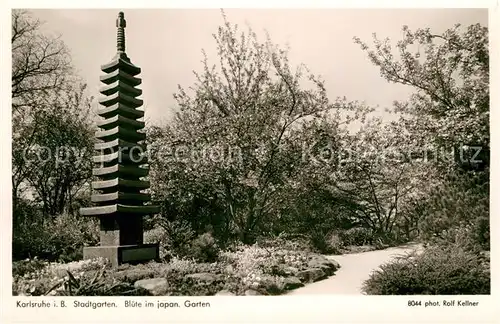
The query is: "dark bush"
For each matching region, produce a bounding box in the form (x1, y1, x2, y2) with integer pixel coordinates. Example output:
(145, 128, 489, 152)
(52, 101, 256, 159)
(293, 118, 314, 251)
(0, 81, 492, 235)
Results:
(158, 219, 197, 258)
(418, 171, 489, 250)
(310, 230, 332, 254)
(12, 212, 99, 262)
(340, 227, 374, 246)
(191, 232, 220, 263)
(362, 244, 490, 295)
(309, 231, 344, 254)
(472, 216, 490, 251)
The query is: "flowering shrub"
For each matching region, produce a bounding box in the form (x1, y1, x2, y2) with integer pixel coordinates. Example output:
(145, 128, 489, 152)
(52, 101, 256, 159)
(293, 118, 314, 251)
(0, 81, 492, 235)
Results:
(427, 218, 490, 253)
(12, 258, 47, 278)
(219, 243, 311, 294)
(163, 258, 225, 296)
(13, 240, 336, 296)
(165, 257, 223, 276)
(13, 258, 110, 296)
(256, 235, 315, 252)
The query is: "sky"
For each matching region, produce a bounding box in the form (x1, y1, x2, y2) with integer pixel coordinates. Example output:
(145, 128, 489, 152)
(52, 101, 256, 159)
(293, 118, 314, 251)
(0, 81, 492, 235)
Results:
(30, 8, 488, 127)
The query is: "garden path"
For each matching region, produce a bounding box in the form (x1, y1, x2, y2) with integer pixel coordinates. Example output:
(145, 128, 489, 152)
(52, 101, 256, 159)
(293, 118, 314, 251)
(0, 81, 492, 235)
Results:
(288, 243, 424, 295)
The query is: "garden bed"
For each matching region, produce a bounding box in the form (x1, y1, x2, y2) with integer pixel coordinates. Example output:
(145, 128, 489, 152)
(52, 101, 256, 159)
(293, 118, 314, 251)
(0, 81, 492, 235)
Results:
(13, 243, 340, 296)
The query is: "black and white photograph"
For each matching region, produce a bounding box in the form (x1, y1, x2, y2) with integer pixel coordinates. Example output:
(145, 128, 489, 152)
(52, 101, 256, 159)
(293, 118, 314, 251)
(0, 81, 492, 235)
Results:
(8, 5, 491, 303)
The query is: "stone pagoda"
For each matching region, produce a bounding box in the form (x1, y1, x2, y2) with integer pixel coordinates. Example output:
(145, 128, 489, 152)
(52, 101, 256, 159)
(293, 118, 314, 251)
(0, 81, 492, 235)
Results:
(80, 12, 159, 267)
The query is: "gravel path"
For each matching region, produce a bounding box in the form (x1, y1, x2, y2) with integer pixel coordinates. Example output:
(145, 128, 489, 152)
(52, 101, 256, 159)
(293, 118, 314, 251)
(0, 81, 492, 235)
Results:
(288, 243, 423, 295)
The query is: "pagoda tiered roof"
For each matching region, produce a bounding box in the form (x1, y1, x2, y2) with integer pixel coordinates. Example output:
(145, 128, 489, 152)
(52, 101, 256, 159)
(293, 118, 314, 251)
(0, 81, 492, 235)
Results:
(80, 15, 158, 218)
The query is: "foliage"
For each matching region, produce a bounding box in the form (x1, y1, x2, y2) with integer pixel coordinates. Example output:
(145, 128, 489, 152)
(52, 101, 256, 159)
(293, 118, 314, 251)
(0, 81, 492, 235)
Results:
(144, 226, 169, 259)
(12, 258, 47, 278)
(11, 9, 95, 223)
(325, 233, 344, 254)
(354, 23, 489, 155)
(13, 257, 110, 296)
(148, 11, 369, 244)
(156, 219, 197, 259)
(162, 258, 226, 296)
(308, 231, 342, 254)
(353, 22, 489, 246)
(328, 119, 438, 243)
(145, 223, 220, 263)
(12, 211, 99, 262)
(219, 242, 310, 293)
(362, 244, 490, 295)
(13, 241, 335, 296)
(416, 171, 489, 251)
(191, 232, 220, 263)
(472, 216, 490, 250)
(339, 227, 374, 246)
(20, 85, 94, 217)
(51, 269, 148, 296)
(255, 234, 315, 253)
(271, 169, 359, 243)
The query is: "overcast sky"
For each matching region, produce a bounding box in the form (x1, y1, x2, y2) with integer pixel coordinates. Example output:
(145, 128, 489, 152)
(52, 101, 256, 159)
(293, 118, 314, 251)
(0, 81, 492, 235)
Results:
(30, 9, 488, 126)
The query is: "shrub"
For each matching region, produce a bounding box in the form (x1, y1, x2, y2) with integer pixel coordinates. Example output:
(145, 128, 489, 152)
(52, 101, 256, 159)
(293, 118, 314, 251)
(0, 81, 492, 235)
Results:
(425, 217, 490, 253)
(256, 234, 315, 253)
(157, 257, 226, 296)
(418, 171, 489, 250)
(12, 258, 47, 278)
(158, 219, 196, 259)
(151, 221, 221, 262)
(52, 269, 148, 296)
(144, 227, 166, 245)
(13, 258, 111, 296)
(340, 227, 374, 246)
(325, 233, 344, 254)
(309, 231, 331, 254)
(220, 243, 311, 290)
(13, 258, 151, 296)
(362, 244, 490, 295)
(13, 240, 337, 296)
(13, 198, 43, 229)
(191, 232, 219, 263)
(309, 231, 346, 254)
(12, 212, 99, 262)
(164, 271, 225, 296)
(432, 224, 476, 250)
(472, 216, 490, 250)
(144, 227, 169, 260)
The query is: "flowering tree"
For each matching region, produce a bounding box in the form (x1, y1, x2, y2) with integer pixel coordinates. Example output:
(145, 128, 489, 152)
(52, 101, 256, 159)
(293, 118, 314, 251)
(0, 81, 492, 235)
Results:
(149, 13, 366, 243)
(354, 23, 489, 246)
(354, 23, 489, 172)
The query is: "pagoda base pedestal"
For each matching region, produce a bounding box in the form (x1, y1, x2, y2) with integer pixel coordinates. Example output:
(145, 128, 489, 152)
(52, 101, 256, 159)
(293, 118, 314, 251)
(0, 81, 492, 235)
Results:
(83, 243, 159, 267)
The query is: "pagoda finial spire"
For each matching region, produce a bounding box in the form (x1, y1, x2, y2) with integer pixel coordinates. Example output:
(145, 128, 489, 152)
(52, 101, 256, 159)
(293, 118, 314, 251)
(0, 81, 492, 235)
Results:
(116, 11, 126, 53)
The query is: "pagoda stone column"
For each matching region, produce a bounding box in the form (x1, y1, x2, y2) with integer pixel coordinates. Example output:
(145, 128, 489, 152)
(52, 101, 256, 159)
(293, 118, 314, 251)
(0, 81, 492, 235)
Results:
(80, 12, 159, 267)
